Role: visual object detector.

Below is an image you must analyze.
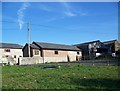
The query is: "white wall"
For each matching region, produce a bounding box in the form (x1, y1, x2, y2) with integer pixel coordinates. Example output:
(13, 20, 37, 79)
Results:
(19, 57, 43, 65)
(0, 49, 3, 58)
(0, 48, 23, 64)
(68, 51, 82, 61)
(44, 57, 67, 63)
(32, 49, 41, 57)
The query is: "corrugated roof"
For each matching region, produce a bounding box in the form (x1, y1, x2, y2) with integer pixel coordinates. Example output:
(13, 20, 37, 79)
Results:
(0, 43, 23, 49)
(74, 40, 100, 46)
(103, 40, 117, 45)
(33, 42, 80, 51)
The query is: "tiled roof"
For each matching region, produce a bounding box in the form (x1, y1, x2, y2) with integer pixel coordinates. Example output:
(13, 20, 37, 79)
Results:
(30, 44, 39, 49)
(33, 42, 80, 51)
(0, 43, 23, 49)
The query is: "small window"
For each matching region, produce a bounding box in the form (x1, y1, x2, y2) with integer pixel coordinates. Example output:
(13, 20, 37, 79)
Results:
(35, 50, 39, 55)
(77, 52, 80, 55)
(14, 55, 16, 58)
(55, 51, 58, 55)
(5, 49, 10, 52)
(5, 55, 9, 57)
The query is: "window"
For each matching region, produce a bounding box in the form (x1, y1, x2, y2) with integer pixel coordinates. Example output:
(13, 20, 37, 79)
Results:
(35, 50, 39, 55)
(14, 55, 16, 58)
(5, 49, 10, 52)
(77, 52, 80, 55)
(5, 55, 9, 57)
(55, 51, 58, 54)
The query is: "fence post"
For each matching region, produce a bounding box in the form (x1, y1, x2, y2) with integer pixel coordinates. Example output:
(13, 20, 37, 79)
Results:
(107, 60, 109, 66)
(93, 60, 95, 66)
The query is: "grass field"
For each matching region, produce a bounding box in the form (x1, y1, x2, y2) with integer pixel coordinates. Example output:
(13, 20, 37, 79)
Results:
(2, 64, 120, 90)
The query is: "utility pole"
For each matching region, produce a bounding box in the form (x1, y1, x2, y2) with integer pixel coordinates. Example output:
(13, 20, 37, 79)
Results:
(28, 22, 30, 58)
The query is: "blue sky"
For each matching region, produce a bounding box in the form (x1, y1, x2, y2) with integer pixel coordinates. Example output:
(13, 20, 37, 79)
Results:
(2, 2, 118, 45)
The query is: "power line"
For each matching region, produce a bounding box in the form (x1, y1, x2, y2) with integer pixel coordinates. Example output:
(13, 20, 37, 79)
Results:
(1, 20, 18, 24)
(1, 20, 117, 35)
(1, 20, 60, 29)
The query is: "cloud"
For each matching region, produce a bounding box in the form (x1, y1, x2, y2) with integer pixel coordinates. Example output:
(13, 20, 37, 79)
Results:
(44, 16, 65, 22)
(79, 12, 88, 16)
(62, 2, 77, 17)
(35, 2, 88, 23)
(17, 2, 30, 30)
(38, 2, 77, 23)
(45, 17, 57, 22)
(61, 2, 88, 17)
(64, 11, 76, 17)
(38, 4, 52, 12)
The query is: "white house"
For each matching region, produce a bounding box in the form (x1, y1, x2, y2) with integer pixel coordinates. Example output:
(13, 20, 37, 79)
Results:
(0, 43, 23, 65)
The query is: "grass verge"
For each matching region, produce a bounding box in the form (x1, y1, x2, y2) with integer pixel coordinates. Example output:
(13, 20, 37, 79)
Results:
(2, 64, 120, 90)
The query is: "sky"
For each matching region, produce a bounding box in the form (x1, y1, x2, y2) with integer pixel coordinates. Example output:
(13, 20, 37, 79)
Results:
(2, 2, 118, 46)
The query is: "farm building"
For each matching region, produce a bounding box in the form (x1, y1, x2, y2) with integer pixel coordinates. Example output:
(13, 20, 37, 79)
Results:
(74, 40, 108, 60)
(22, 41, 82, 63)
(0, 43, 23, 65)
(74, 39, 120, 60)
(103, 40, 120, 57)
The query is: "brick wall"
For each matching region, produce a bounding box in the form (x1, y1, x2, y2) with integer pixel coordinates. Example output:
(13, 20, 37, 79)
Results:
(43, 50, 68, 57)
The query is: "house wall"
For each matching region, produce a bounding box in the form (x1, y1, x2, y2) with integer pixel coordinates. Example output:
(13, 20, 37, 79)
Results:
(68, 51, 82, 61)
(0, 49, 4, 58)
(43, 49, 81, 62)
(0, 48, 23, 64)
(43, 50, 68, 57)
(32, 49, 41, 57)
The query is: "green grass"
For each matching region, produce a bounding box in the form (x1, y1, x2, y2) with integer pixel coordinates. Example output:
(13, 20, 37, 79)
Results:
(2, 64, 120, 90)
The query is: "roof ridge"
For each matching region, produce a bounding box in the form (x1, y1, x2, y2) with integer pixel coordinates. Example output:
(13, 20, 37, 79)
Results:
(33, 41, 80, 51)
(74, 40, 100, 45)
(103, 39, 117, 43)
(0, 43, 23, 49)
(0, 42, 23, 46)
(35, 41, 74, 46)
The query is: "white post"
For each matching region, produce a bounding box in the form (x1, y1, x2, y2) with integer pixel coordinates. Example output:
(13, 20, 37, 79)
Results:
(28, 22, 30, 58)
